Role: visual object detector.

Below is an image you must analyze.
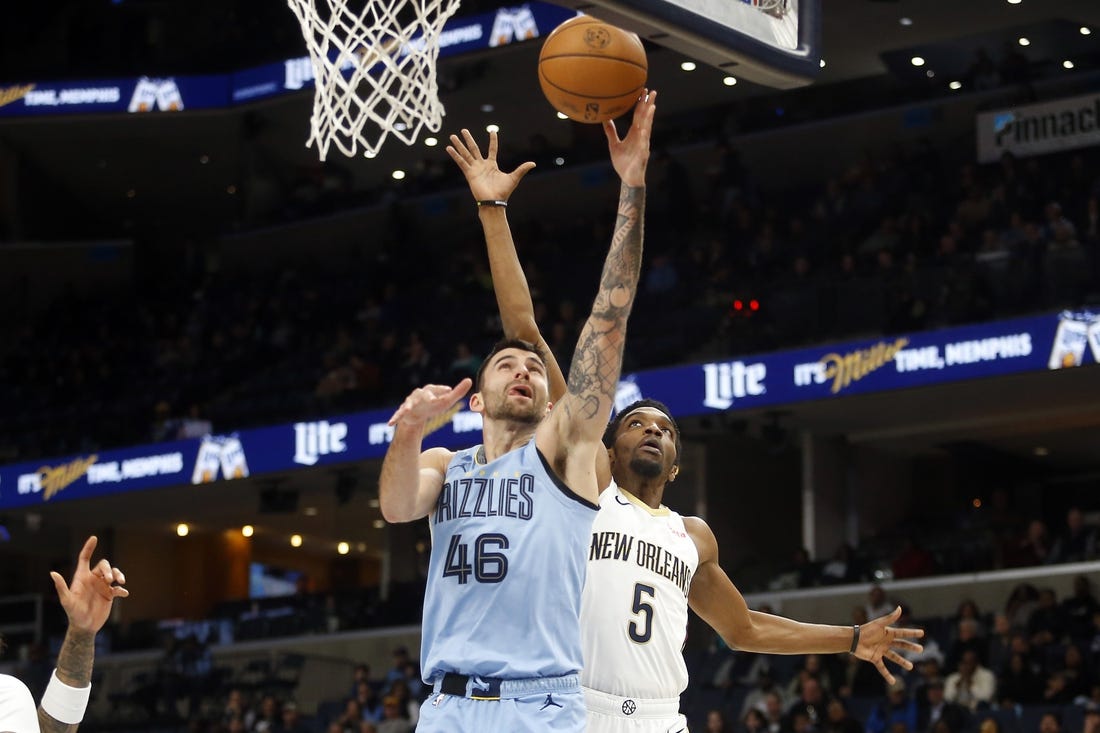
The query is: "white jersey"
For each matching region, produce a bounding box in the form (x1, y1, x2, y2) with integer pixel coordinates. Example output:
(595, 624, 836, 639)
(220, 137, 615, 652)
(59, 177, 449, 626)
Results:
(0, 673, 39, 733)
(580, 483, 699, 699)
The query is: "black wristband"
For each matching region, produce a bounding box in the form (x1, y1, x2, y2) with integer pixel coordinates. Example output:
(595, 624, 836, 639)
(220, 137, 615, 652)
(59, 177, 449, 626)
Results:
(849, 624, 861, 655)
(476, 199, 508, 208)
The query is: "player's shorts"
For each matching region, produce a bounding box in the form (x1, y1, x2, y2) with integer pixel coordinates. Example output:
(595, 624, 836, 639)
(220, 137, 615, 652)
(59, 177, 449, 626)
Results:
(584, 686, 690, 733)
(416, 672, 585, 733)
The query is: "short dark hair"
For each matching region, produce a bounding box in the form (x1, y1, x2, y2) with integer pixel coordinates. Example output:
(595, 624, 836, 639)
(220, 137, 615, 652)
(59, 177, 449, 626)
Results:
(603, 399, 681, 465)
(474, 338, 547, 392)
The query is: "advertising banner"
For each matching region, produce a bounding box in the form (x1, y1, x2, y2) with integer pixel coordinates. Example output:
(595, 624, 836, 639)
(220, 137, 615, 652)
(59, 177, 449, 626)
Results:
(1, 310, 1097, 509)
(977, 92, 1100, 163)
(0, 4, 576, 117)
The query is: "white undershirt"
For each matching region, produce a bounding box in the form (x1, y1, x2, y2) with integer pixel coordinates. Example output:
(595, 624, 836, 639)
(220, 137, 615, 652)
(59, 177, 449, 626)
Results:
(0, 673, 39, 733)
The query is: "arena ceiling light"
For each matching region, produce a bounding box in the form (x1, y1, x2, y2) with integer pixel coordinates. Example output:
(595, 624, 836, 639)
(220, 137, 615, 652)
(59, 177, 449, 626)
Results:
(899, 17, 912, 27)
(723, 76, 737, 86)
(176, 523, 189, 537)
(242, 525, 254, 538)
(680, 61, 697, 71)
(485, 124, 500, 133)
(391, 170, 406, 180)
(337, 541, 350, 555)
(290, 534, 303, 547)
(1081, 27, 1092, 36)
(1017, 37, 1030, 46)
(949, 80, 962, 90)
(910, 56, 925, 67)
(1063, 60, 1075, 69)
(423, 137, 438, 147)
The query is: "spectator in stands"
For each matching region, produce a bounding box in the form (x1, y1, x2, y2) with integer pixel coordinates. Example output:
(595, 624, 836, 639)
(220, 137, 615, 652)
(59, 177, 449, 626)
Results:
(866, 678, 918, 733)
(741, 670, 788, 721)
(383, 678, 418, 725)
(1003, 520, 1051, 568)
(997, 652, 1041, 706)
(705, 708, 734, 733)
(739, 708, 766, 733)
(822, 698, 862, 733)
(1085, 709, 1100, 733)
(785, 675, 830, 730)
(943, 650, 995, 711)
(866, 586, 896, 620)
(375, 696, 412, 733)
(1054, 644, 1091, 700)
(275, 701, 309, 733)
(785, 655, 835, 700)
(253, 694, 281, 732)
(382, 646, 412, 687)
(222, 688, 255, 730)
(1047, 507, 1098, 564)
(916, 678, 969, 733)
(945, 619, 988, 673)
(349, 663, 373, 697)
(1062, 575, 1100, 641)
(1038, 711, 1062, 733)
(354, 680, 382, 724)
(761, 691, 785, 733)
(1005, 583, 1041, 629)
(1027, 588, 1066, 647)
(330, 698, 364, 733)
(820, 543, 864, 585)
(987, 613, 1014, 674)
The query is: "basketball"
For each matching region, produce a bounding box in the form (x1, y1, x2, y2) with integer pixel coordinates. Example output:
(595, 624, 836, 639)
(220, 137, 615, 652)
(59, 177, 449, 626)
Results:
(538, 15, 647, 124)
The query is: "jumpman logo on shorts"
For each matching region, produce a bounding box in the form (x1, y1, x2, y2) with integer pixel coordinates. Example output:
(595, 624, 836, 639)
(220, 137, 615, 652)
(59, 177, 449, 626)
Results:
(540, 694, 563, 710)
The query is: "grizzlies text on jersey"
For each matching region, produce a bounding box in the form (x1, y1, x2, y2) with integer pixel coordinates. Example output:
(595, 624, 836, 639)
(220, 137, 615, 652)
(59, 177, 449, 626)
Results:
(421, 439, 599, 682)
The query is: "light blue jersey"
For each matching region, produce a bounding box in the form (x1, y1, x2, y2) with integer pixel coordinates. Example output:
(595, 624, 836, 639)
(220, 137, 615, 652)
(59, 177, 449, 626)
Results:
(421, 439, 599, 682)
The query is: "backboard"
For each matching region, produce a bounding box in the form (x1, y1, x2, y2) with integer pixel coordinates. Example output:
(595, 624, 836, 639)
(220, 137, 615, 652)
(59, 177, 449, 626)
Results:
(550, 0, 822, 88)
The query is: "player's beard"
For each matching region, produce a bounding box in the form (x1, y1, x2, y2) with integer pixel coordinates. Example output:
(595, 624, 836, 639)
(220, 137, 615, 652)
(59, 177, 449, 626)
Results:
(486, 394, 543, 425)
(628, 453, 665, 479)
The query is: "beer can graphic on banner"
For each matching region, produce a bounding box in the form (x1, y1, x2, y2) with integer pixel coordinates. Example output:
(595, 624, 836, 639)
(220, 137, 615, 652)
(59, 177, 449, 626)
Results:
(219, 436, 250, 480)
(1088, 321, 1100, 364)
(192, 436, 223, 484)
(1048, 316, 1089, 369)
(155, 79, 184, 111)
(128, 77, 160, 113)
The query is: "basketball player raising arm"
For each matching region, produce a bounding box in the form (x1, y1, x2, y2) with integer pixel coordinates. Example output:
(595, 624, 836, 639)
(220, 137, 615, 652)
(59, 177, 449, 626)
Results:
(379, 89, 656, 733)
(444, 126, 612, 488)
(444, 106, 923, 733)
(0, 536, 129, 733)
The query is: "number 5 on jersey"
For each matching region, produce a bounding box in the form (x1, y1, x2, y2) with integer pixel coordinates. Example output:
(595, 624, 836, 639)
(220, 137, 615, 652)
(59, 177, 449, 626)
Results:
(442, 533, 510, 584)
(629, 582, 655, 643)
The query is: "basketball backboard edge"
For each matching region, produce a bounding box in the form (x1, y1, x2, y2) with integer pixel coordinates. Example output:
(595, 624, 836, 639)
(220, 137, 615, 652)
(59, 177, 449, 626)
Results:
(548, 0, 822, 89)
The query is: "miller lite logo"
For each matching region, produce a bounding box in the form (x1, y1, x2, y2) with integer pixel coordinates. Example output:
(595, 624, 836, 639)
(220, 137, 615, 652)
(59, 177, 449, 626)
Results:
(702, 360, 766, 410)
(293, 421, 348, 466)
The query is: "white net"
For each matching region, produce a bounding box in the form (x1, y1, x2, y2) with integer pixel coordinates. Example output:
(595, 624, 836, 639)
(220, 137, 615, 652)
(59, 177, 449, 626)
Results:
(286, 0, 461, 160)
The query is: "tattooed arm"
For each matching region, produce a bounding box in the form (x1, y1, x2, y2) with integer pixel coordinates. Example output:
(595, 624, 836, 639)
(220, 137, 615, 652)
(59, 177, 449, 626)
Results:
(38, 537, 128, 733)
(537, 90, 657, 505)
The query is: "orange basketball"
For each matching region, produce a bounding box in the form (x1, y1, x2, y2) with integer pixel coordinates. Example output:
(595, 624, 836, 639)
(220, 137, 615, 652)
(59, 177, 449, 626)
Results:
(538, 15, 647, 124)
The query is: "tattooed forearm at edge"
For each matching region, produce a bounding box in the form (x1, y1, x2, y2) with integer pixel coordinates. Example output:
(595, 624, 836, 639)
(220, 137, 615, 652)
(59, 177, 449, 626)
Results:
(38, 629, 95, 732)
(565, 183, 645, 404)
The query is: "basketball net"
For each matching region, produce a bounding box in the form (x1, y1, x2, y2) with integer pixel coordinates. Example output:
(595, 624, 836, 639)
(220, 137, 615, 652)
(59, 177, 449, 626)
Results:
(286, 0, 461, 160)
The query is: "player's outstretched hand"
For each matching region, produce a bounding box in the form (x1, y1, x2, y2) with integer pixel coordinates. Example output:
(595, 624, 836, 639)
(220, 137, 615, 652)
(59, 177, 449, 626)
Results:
(853, 606, 925, 685)
(446, 129, 536, 203)
(604, 88, 656, 188)
(388, 378, 473, 427)
(51, 535, 129, 637)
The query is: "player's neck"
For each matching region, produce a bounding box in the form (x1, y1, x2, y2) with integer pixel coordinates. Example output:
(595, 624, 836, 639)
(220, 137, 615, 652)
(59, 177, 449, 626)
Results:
(619, 478, 665, 509)
(480, 419, 537, 462)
